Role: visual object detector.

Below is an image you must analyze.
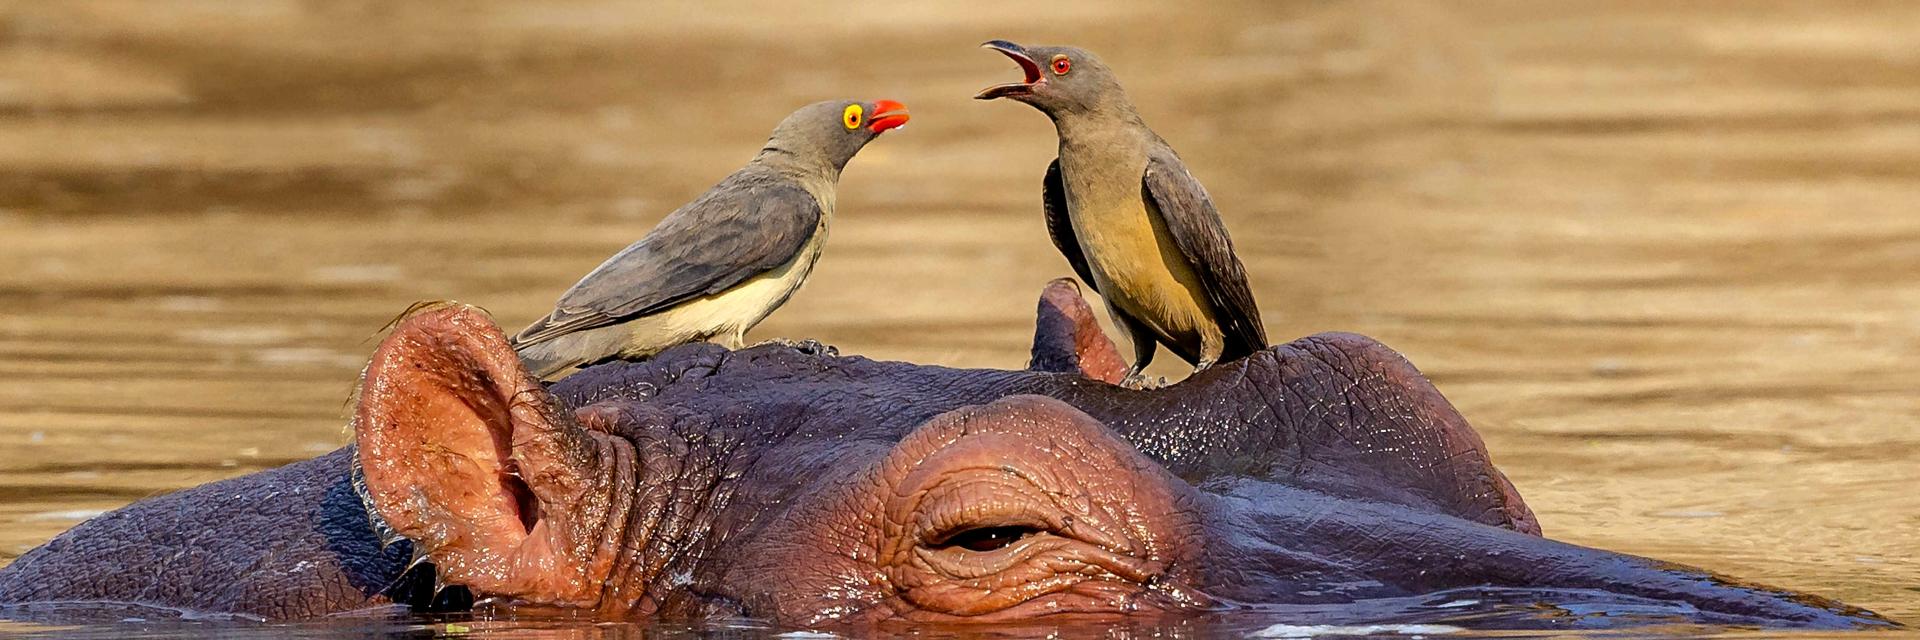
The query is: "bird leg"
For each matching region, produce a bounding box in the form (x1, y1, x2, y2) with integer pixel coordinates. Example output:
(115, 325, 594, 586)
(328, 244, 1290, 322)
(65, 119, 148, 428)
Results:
(1119, 354, 1168, 390)
(1114, 312, 1162, 390)
(1120, 371, 1169, 390)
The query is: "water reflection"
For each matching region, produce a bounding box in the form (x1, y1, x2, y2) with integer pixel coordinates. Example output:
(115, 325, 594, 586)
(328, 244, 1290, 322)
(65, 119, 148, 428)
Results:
(2, 586, 1878, 639)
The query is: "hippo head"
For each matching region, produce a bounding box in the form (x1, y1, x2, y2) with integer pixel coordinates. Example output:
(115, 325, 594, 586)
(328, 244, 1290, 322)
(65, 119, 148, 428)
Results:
(349, 282, 1888, 630)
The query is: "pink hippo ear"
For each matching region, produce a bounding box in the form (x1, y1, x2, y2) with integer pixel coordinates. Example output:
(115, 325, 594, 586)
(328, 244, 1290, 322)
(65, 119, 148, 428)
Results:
(353, 304, 631, 609)
(1027, 278, 1127, 384)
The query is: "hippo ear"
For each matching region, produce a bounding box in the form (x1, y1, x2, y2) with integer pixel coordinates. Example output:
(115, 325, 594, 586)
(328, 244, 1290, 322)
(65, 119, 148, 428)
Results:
(353, 304, 626, 607)
(1027, 278, 1127, 384)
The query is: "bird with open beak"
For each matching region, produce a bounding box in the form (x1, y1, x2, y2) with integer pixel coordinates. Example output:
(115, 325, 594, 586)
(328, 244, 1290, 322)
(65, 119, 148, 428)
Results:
(510, 99, 910, 380)
(976, 40, 1266, 387)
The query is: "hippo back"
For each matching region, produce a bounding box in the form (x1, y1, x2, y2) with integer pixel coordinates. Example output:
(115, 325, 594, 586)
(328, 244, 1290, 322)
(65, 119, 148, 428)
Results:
(0, 448, 445, 620)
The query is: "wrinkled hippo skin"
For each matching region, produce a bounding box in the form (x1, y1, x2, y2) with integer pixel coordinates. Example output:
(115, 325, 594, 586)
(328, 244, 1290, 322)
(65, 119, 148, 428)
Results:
(0, 281, 1894, 629)
(0, 448, 464, 622)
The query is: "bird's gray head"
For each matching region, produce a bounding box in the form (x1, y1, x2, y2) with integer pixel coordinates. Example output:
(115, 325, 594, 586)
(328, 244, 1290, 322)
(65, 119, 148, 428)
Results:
(974, 41, 1132, 119)
(755, 99, 910, 177)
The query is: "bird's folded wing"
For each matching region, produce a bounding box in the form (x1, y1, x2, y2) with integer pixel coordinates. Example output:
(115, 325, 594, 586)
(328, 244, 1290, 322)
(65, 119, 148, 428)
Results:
(1042, 159, 1100, 294)
(1141, 152, 1268, 356)
(511, 182, 822, 348)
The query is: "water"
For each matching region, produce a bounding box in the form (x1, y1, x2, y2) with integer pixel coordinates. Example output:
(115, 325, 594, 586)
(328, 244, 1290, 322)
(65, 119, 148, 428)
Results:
(1, 0, 1918, 636)
(0, 588, 1869, 638)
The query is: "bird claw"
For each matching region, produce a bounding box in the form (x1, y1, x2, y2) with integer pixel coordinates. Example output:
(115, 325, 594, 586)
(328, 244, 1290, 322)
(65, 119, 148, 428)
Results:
(751, 338, 839, 357)
(1119, 373, 1168, 390)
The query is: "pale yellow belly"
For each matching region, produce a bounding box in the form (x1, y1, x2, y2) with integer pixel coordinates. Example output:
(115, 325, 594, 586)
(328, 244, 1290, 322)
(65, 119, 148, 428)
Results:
(619, 230, 822, 355)
(1073, 199, 1221, 355)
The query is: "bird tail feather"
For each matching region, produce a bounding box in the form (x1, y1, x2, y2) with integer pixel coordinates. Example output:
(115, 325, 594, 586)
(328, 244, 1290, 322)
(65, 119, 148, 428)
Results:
(515, 340, 590, 381)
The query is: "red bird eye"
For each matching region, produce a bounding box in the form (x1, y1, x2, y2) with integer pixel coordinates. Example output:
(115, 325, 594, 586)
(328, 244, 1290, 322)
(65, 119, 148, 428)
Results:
(1051, 57, 1071, 75)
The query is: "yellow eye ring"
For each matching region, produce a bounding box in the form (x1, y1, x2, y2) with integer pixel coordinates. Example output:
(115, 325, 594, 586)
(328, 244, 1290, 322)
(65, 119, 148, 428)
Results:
(843, 104, 864, 130)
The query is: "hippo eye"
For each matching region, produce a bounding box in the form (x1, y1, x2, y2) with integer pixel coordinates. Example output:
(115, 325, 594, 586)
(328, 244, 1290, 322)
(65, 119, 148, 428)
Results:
(842, 104, 864, 130)
(1051, 56, 1071, 76)
(929, 525, 1042, 552)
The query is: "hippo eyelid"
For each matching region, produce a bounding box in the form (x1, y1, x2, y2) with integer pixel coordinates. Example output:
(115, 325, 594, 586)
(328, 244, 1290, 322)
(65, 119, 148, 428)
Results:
(925, 523, 1047, 552)
(918, 501, 1056, 546)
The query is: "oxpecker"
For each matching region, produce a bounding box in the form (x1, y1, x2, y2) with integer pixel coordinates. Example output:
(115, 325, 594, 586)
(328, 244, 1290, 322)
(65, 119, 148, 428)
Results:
(511, 99, 910, 380)
(975, 40, 1266, 386)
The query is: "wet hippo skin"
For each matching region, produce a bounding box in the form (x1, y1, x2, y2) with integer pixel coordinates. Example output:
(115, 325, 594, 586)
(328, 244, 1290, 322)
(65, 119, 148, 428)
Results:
(0, 280, 1893, 629)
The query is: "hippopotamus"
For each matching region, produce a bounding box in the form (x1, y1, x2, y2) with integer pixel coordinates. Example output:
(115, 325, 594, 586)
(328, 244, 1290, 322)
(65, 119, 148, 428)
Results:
(0, 281, 1894, 630)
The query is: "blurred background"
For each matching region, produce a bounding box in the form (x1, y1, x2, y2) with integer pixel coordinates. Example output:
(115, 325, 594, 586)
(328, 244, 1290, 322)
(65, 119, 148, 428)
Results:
(0, 0, 1916, 619)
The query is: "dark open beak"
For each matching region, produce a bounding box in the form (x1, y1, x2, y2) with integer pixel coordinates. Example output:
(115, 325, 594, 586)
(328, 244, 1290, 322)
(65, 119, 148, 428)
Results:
(975, 40, 1042, 100)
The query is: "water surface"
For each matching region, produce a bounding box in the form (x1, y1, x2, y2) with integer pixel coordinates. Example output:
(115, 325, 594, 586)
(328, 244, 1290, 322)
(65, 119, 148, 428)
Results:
(1, 1, 1917, 636)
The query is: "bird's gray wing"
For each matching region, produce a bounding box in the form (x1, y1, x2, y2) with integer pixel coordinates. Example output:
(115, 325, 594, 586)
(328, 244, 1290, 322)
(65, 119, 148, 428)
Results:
(1141, 151, 1268, 358)
(510, 180, 821, 348)
(1043, 159, 1100, 294)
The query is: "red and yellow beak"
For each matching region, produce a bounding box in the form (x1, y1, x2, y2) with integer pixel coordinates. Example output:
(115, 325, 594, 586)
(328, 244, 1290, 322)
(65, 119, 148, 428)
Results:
(869, 100, 910, 133)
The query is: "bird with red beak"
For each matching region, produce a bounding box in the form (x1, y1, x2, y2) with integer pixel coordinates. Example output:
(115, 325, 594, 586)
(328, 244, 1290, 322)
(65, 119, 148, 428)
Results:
(977, 40, 1266, 387)
(512, 99, 910, 379)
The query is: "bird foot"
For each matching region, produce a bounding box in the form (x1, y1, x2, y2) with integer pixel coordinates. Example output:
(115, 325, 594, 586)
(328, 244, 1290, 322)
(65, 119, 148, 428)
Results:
(751, 338, 839, 357)
(1119, 373, 1168, 390)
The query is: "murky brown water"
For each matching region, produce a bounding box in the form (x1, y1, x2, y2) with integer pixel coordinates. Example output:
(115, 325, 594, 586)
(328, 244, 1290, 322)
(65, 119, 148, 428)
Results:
(2, 0, 1918, 635)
